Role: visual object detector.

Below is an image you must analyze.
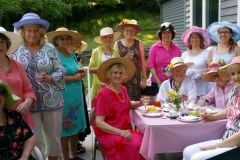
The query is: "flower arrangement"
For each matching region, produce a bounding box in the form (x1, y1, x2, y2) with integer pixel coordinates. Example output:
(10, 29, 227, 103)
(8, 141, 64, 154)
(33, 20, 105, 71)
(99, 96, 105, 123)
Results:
(118, 19, 138, 25)
(162, 63, 174, 74)
(165, 89, 188, 111)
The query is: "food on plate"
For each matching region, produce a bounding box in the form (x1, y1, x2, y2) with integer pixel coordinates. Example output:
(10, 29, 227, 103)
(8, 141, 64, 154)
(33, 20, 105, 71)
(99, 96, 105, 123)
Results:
(188, 111, 200, 117)
(146, 106, 161, 111)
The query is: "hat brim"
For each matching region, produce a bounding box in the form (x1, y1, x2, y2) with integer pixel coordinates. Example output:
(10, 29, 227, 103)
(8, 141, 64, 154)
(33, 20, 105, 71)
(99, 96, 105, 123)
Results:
(46, 31, 83, 45)
(0, 83, 20, 109)
(75, 42, 88, 54)
(181, 27, 211, 49)
(217, 65, 231, 81)
(94, 32, 121, 44)
(0, 31, 22, 55)
(97, 57, 136, 84)
(207, 21, 240, 43)
(116, 24, 142, 36)
(13, 19, 50, 30)
(202, 70, 218, 82)
(165, 62, 194, 76)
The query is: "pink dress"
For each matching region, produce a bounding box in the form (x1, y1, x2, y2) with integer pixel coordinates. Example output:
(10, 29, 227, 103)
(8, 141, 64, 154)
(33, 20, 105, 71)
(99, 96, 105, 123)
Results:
(93, 85, 144, 160)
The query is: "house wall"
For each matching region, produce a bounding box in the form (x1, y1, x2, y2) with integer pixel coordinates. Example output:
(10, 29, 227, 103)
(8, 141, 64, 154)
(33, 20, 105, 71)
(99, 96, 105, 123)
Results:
(220, 0, 238, 23)
(185, 0, 190, 29)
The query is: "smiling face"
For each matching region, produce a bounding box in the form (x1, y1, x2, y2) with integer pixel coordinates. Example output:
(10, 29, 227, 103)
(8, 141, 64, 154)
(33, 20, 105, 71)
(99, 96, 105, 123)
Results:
(161, 30, 173, 43)
(188, 32, 204, 49)
(0, 87, 7, 110)
(228, 64, 240, 90)
(101, 34, 114, 47)
(218, 27, 233, 43)
(210, 72, 228, 87)
(123, 26, 136, 39)
(23, 25, 41, 45)
(172, 65, 186, 83)
(106, 64, 126, 85)
(56, 35, 71, 49)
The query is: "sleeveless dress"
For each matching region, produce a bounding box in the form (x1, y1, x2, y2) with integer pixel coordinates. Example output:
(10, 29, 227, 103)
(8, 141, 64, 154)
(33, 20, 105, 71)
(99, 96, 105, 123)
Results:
(117, 39, 141, 101)
(58, 52, 86, 137)
(212, 47, 236, 64)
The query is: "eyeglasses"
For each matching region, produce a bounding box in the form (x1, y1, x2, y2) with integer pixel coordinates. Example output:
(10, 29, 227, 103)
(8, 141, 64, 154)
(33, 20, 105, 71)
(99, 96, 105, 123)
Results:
(218, 31, 231, 35)
(211, 74, 220, 80)
(58, 37, 71, 41)
(0, 89, 6, 96)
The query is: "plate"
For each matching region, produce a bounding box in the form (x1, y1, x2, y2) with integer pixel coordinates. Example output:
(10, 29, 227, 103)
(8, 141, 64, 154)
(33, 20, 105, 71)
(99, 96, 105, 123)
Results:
(206, 108, 220, 114)
(143, 112, 163, 117)
(146, 106, 161, 112)
(162, 108, 170, 112)
(178, 116, 201, 123)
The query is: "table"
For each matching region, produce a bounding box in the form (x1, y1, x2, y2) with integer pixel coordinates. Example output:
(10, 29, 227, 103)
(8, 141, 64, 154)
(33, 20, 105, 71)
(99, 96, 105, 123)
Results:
(131, 106, 227, 160)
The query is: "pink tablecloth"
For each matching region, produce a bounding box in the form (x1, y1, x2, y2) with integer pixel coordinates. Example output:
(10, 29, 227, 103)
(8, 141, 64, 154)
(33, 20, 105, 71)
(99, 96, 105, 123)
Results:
(131, 106, 227, 160)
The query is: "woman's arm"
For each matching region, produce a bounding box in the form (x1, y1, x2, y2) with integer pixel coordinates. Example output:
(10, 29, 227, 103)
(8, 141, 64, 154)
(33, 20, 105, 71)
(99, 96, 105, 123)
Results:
(139, 41, 147, 88)
(202, 107, 228, 121)
(150, 68, 161, 87)
(113, 41, 119, 53)
(235, 46, 240, 56)
(64, 73, 84, 83)
(19, 135, 36, 160)
(130, 98, 144, 109)
(207, 49, 213, 65)
(89, 67, 98, 74)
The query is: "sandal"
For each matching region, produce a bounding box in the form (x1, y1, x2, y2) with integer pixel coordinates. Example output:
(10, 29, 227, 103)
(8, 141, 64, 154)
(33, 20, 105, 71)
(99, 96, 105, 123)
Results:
(77, 142, 86, 154)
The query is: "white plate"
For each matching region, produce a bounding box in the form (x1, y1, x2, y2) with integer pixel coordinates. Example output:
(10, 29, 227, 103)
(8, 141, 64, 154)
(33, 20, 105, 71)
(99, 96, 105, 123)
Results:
(143, 112, 163, 117)
(206, 108, 220, 114)
(162, 108, 170, 112)
(178, 116, 201, 123)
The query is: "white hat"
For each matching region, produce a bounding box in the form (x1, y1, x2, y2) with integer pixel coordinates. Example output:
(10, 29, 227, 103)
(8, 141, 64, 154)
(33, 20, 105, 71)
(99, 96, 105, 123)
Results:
(94, 27, 121, 44)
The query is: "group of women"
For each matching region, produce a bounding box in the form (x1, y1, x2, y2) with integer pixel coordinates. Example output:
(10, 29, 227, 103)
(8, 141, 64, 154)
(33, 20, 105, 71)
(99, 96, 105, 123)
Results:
(1, 10, 240, 160)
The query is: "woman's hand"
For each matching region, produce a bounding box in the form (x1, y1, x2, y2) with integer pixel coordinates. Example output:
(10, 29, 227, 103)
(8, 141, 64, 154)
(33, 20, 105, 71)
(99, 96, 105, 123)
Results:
(125, 53, 134, 60)
(201, 112, 215, 121)
(16, 101, 31, 115)
(141, 79, 147, 89)
(73, 73, 84, 81)
(119, 130, 133, 141)
(39, 73, 53, 83)
(200, 144, 217, 151)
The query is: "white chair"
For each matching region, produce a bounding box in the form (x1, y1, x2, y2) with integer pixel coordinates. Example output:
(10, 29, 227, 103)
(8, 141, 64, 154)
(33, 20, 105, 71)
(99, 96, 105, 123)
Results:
(32, 146, 43, 160)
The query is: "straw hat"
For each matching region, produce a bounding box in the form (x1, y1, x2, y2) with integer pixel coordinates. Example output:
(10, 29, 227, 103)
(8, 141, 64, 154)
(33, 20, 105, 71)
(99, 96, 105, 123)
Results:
(0, 80, 20, 109)
(46, 27, 83, 45)
(157, 22, 177, 40)
(202, 59, 227, 82)
(116, 19, 142, 36)
(97, 57, 136, 83)
(181, 26, 211, 49)
(0, 27, 22, 55)
(163, 57, 193, 76)
(207, 21, 240, 43)
(74, 41, 88, 54)
(94, 27, 121, 44)
(218, 56, 240, 81)
(13, 13, 50, 30)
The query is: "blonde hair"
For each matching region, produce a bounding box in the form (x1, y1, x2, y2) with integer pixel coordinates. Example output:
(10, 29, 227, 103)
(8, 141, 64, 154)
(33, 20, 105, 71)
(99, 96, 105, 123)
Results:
(106, 64, 127, 81)
(19, 24, 46, 46)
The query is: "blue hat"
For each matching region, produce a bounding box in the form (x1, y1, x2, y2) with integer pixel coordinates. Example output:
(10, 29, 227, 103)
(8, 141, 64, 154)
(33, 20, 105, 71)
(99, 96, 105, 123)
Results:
(207, 21, 240, 43)
(13, 13, 50, 30)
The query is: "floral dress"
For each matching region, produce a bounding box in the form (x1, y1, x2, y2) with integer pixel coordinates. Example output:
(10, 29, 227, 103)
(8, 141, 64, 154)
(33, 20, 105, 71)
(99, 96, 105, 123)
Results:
(93, 85, 144, 160)
(0, 109, 34, 160)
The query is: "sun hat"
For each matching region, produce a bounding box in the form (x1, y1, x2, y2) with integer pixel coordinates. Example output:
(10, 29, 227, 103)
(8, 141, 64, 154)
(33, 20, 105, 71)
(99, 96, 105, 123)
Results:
(0, 27, 22, 55)
(218, 56, 240, 81)
(0, 80, 20, 109)
(163, 57, 193, 76)
(116, 19, 142, 36)
(74, 41, 88, 54)
(94, 27, 121, 44)
(181, 26, 211, 49)
(97, 57, 136, 83)
(157, 22, 177, 40)
(207, 21, 240, 43)
(202, 59, 227, 82)
(46, 27, 83, 45)
(13, 13, 50, 30)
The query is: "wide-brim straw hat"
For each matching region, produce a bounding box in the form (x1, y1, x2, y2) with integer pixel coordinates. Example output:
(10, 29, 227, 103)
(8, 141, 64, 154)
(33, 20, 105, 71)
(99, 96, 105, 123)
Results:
(97, 57, 136, 84)
(74, 41, 88, 54)
(202, 59, 227, 82)
(218, 56, 240, 81)
(207, 21, 240, 43)
(0, 27, 22, 55)
(0, 80, 20, 109)
(116, 19, 142, 36)
(181, 26, 211, 49)
(156, 22, 177, 40)
(165, 57, 193, 76)
(13, 13, 50, 30)
(94, 27, 121, 44)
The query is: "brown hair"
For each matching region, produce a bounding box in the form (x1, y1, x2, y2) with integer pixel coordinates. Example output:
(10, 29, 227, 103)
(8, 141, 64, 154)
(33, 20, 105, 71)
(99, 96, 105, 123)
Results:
(19, 24, 46, 46)
(187, 32, 205, 49)
(0, 33, 11, 50)
(219, 27, 237, 53)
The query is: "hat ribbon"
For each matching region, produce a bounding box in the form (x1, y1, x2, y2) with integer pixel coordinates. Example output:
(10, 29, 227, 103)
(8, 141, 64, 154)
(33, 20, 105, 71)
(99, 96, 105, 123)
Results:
(160, 25, 174, 31)
(173, 62, 184, 66)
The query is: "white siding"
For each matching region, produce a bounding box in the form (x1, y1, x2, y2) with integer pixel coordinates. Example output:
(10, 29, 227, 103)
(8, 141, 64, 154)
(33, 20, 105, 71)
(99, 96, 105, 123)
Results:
(221, 0, 238, 23)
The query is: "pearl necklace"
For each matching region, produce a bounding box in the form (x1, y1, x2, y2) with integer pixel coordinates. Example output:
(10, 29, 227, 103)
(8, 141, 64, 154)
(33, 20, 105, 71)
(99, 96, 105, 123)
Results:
(109, 84, 125, 103)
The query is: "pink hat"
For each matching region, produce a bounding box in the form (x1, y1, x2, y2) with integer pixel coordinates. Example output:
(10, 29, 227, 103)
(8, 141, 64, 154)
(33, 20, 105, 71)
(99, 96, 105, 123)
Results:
(181, 26, 211, 49)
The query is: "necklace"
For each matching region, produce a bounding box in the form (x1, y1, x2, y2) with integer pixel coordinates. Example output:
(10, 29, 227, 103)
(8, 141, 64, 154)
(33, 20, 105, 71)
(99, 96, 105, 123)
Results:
(109, 84, 125, 103)
(103, 52, 113, 60)
(190, 49, 202, 55)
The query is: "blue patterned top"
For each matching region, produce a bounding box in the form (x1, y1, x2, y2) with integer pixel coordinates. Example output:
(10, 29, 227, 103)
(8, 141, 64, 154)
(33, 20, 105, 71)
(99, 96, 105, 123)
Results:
(10, 42, 65, 112)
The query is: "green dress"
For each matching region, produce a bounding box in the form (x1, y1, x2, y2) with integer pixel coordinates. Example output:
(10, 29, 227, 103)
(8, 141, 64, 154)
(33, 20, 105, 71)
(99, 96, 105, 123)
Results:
(58, 51, 86, 137)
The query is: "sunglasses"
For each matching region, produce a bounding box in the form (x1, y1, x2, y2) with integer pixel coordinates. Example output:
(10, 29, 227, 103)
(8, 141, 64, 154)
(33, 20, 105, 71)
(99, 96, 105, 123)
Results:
(211, 74, 220, 80)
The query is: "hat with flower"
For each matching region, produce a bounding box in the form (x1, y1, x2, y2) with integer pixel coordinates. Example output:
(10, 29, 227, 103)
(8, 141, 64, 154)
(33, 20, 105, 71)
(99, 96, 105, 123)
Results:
(163, 57, 193, 76)
(218, 56, 240, 81)
(202, 59, 226, 82)
(13, 13, 50, 30)
(181, 26, 211, 49)
(116, 19, 142, 36)
(207, 21, 240, 43)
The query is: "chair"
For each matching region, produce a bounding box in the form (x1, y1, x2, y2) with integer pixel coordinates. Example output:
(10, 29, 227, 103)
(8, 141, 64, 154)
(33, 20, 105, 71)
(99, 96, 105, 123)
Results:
(32, 146, 43, 160)
(90, 108, 106, 160)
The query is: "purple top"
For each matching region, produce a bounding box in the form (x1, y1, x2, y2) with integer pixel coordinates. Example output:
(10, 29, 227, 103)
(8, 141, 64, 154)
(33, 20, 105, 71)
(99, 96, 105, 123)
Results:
(147, 41, 181, 83)
(204, 81, 234, 109)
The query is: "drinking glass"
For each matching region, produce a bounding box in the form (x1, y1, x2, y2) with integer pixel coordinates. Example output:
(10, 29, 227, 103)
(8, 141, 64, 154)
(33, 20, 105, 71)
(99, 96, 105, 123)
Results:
(199, 107, 207, 115)
(142, 96, 150, 111)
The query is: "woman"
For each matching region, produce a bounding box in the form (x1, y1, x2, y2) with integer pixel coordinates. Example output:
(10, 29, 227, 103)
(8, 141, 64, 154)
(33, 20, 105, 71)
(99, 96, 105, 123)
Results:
(0, 27, 36, 129)
(89, 27, 121, 105)
(94, 57, 145, 160)
(156, 57, 197, 104)
(114, 19, 147, 100)
(47, 27, 87, 160)
(11, 13, 65, 160)
(0, 81, 36, 160)
(181, 26, 211, 97)
(207, 21, 240, 64)
(198, 60, 234, 109)
(183, 56, 240, 160)
(147, 22, 181, 95)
